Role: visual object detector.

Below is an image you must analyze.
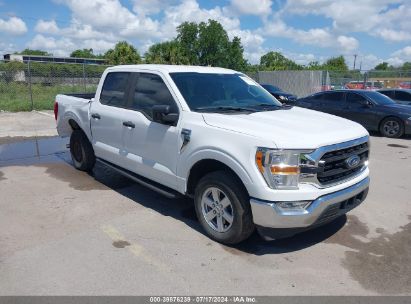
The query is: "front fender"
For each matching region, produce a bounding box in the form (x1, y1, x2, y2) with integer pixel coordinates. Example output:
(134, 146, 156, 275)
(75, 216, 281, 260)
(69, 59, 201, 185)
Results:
(178, 148, 255, 194)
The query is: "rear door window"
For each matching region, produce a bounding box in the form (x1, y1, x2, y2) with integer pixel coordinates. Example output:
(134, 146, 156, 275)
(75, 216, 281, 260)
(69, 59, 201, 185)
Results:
(323, 92, 344, 102)
(312, 94, 323, 101)
(395, 91, 411, 101)
(379, 91, 394, 98)
(346, 92, 367, 104)
(100, 72, 130, 107)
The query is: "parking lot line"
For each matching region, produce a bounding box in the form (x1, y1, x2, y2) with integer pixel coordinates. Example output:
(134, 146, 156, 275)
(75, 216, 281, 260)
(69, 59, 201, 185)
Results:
(101, 224, 172, 273)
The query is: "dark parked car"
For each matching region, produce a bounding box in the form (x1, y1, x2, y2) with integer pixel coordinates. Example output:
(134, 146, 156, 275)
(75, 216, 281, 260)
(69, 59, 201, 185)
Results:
(261, 84, 297, 103)
(378, 89, 411, 105)
(296, 90, 411, 138)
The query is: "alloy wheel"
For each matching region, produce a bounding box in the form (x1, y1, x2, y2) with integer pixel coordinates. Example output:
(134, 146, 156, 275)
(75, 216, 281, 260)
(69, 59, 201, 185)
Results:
(201, 187, 234, 233)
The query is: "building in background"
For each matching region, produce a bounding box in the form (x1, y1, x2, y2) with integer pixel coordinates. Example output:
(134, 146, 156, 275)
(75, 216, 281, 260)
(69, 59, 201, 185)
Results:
(3, 54, 107, 65)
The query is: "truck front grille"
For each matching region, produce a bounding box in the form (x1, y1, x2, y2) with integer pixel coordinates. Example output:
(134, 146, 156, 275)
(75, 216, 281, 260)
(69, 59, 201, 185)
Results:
(317, 142, 369, 185)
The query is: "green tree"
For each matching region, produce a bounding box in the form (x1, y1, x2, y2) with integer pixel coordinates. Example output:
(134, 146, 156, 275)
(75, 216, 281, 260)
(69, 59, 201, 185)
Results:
(226, 36, 248, 71)
(321, 55, 348, 71)
(104, 41, 141, 65)
(197, 19, 231, 66)
(144, 41, 188, 64)
(17, 49, 52, 56)
(401, 62, 411, 70)
(374, 62, 389, 70)
(70, 48, 95, 58)
(175, 19, 248, 69)
(176, 22, 199, 65)
(260, 51, 302, 70)
(306, 61, 322, 70)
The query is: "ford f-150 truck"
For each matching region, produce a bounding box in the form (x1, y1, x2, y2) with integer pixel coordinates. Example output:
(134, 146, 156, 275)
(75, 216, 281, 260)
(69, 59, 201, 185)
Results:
(55, 65, 370, 244)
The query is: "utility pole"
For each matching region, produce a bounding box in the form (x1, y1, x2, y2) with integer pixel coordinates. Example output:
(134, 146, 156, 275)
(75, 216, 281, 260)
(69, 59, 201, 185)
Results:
(353, 54, 358, 70)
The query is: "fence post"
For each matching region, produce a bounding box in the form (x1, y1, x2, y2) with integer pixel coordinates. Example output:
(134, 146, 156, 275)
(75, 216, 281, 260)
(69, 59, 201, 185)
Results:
(28, 60, 33, 111)
(363, 72, 368, 88)
(82, 63, 86, 92)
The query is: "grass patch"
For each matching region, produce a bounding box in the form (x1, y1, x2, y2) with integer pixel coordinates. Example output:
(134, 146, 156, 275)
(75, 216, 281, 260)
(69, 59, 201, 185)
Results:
(0, 82, 96, 112)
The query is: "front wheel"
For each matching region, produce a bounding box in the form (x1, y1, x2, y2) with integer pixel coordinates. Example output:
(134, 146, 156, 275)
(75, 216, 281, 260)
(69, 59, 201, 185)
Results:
(194, 171, 254, 244)
(380, 117, 404, 138)
(70, 130, 95, 172)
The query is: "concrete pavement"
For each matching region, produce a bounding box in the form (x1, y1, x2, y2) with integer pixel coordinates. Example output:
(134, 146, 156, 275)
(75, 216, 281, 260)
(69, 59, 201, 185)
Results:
(0, 112, 410, 295)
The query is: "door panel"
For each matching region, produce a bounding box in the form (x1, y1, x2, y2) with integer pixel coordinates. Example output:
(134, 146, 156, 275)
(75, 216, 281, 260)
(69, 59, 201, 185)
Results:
(90, 72, 132, 168)
(344, 92, 377, 129)
(320, 92, 346, 116)
(121, 72, 181, 190)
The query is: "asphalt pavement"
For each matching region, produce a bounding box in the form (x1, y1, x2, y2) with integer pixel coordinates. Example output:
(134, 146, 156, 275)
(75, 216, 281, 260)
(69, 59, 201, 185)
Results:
(0, 112, 410, 295)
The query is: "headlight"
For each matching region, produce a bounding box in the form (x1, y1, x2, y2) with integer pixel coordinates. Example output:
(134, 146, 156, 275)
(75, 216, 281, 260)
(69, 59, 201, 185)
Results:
(278, 95, 287, 100)
(255, 148, 314, 189)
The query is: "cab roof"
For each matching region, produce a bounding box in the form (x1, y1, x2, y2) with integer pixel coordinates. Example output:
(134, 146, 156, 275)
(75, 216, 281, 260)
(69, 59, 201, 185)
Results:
(106, 64, 237, 74)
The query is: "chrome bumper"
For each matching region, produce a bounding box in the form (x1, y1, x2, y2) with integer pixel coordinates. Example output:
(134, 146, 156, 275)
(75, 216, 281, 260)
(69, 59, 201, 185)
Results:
(250, 176, 370, 229)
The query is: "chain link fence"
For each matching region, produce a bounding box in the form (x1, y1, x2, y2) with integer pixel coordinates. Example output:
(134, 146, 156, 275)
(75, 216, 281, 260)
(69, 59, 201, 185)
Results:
(0, 60, 110, 111)
(252, 70, 326, 97)
(2, 60, 411, 111)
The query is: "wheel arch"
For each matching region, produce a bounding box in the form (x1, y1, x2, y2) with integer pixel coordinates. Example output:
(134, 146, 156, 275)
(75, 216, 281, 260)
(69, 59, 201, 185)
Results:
(186, 158, 251, 197)
(58, 111, 92, 142)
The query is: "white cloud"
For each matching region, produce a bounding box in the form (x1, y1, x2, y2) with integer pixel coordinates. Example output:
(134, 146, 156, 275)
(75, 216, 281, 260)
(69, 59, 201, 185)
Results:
(27, 34, 75, 56)
(283, 1, 411, 43)
(0, 17, 27, 35)
(35, 20, 60, 34)
(131, 0, 178, 16)
(337, 35, 359, 52)
(160, 0, 240, 40)
(58, 0, 160, 39)
(263, 19, 359, 52)
(385, 46, 411, 66)
(27, 34, 115, 56)
(378, 29, 411, 42)
(230, 29, 265, 64)
(229, 0, 272, 16)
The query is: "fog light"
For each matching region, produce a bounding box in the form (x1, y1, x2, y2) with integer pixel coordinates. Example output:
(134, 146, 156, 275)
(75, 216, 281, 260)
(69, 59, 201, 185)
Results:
(276, 201, 311, 211)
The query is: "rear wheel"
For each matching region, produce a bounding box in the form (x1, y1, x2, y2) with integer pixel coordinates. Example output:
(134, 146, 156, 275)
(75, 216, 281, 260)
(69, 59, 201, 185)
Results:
(70, 130, 95, 172)
(380, 117, 404, 138)
(194, 171, 254, 244)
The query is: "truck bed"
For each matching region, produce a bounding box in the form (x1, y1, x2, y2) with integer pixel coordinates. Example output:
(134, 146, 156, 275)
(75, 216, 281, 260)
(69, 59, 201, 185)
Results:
(64, 93, 95, 100)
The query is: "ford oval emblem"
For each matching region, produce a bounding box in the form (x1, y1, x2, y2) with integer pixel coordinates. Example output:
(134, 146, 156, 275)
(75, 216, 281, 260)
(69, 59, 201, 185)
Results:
(345, 155, 361, 169)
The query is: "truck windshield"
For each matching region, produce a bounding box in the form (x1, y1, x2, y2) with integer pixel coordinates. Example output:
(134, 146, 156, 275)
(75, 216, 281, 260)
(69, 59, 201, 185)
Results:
(169, 72, 283, 112)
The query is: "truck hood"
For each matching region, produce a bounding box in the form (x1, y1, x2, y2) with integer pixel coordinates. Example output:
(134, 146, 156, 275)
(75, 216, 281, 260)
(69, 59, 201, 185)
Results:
(202, 106, 369, 149)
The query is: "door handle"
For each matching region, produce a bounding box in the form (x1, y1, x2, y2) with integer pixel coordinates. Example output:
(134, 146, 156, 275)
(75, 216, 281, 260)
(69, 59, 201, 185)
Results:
(91, 113, 101, 119)
(123, 121, 135, 128)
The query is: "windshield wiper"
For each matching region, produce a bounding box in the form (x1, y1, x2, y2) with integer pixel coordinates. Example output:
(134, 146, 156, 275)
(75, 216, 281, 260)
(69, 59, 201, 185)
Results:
(194, 106, 257, 113)
(256, 103, 293, 110)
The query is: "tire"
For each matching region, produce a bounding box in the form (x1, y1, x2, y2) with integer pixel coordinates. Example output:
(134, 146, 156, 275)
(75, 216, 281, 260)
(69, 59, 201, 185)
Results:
(70, 130, 95, 172)
(194, 171, 254, 244)
(380, 117, 404, 138)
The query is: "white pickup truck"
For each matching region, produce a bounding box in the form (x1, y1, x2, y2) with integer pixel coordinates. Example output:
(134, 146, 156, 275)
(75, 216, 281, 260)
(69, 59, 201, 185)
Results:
(55, 64, 370, 244)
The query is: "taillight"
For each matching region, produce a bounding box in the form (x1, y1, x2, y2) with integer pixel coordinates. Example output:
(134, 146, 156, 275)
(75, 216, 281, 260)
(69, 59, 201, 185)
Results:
(54, 101, 58, 120)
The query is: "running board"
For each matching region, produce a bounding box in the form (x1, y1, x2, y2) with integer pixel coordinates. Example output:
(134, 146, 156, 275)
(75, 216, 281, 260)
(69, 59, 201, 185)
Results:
(96, 158, 180, 199)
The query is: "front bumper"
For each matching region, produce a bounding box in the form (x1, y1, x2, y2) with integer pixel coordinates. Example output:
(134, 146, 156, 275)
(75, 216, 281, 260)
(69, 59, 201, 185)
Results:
(250, 176, 369, 233)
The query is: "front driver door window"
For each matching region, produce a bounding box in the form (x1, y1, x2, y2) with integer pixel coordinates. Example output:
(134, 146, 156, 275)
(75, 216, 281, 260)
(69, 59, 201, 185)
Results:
(346, 92, 376, 128)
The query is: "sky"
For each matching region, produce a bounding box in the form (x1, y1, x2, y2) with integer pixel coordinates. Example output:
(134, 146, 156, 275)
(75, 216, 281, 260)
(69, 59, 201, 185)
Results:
(1, 0, 411, 70)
